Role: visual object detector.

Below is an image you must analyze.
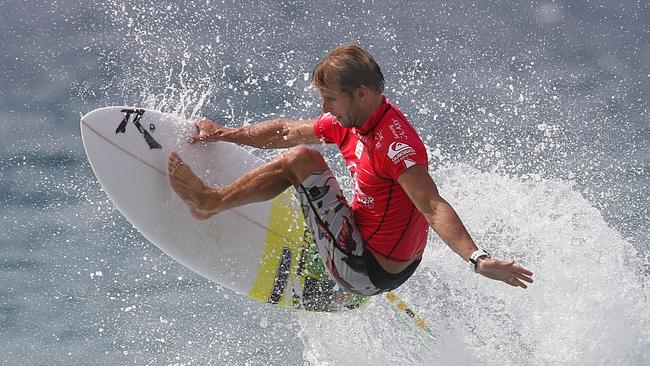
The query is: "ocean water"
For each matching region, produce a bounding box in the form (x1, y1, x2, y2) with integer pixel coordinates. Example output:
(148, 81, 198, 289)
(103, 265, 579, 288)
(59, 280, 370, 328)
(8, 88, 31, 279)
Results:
(1, 0, 648, 365)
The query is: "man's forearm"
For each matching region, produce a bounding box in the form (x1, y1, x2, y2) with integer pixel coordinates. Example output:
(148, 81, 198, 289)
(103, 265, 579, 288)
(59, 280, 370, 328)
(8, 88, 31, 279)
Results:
(221, 118, 308, 149)
(428, 200, 478, 262)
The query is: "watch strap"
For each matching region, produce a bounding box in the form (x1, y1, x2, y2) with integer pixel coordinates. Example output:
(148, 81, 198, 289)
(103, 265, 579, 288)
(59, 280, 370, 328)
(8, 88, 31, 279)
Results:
(469, 249, 490, 272)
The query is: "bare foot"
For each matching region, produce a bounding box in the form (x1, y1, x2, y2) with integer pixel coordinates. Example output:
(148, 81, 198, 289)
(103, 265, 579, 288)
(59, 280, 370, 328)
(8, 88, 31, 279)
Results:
(168, 152, 220, 220)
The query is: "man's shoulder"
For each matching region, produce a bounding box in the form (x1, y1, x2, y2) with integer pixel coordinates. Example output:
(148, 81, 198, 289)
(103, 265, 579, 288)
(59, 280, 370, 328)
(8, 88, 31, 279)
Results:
(315, 112, 349, 144)
(374, 103, 426, 163)
(315, 112, 335, 125)
(315, 112, 340, 131)
(377, 108, 419, 143)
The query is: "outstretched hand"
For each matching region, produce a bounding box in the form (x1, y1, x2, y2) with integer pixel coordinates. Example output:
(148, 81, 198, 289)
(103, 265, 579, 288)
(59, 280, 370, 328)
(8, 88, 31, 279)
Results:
(476, 258, 534, 289)
(188, 117, 233, 143)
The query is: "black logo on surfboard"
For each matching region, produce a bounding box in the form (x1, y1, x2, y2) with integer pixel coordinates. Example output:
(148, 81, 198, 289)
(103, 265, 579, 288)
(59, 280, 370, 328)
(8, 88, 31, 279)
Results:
(269, 248, 292, 304)
(116, 109, 162, 149)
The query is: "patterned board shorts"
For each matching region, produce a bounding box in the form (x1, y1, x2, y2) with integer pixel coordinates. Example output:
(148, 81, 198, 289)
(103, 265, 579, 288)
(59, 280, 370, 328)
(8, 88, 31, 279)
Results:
(294, 170, 384, 296)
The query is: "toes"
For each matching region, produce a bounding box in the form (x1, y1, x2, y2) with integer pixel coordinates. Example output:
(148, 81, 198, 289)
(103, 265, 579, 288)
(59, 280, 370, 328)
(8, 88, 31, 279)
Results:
(168, 152, 186, 175)
(168, 152, 178, 169)
(190, 209, 209, 221)
(168, 154, 174, 171)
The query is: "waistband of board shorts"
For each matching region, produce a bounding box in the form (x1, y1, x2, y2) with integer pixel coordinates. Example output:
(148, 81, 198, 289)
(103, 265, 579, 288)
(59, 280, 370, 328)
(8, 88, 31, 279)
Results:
(363, 249, 421, 291)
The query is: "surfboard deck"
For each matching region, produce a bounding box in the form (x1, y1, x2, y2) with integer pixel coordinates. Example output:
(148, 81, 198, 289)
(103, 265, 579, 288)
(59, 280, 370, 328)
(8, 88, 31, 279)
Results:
(80, 106, 369, 312)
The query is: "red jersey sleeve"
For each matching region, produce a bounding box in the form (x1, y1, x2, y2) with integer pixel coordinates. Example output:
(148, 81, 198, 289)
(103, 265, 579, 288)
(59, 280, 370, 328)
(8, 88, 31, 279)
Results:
(375, 116, 428, 179)
(313, 113, 346, 145)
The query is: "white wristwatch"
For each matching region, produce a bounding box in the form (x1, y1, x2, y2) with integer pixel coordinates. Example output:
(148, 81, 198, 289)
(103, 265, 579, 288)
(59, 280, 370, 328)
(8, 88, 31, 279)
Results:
(469, 249, 490, 272)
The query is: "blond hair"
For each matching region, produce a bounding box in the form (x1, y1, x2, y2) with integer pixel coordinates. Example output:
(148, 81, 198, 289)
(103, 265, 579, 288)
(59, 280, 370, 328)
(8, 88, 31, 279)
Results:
(312, 44, 384, 95)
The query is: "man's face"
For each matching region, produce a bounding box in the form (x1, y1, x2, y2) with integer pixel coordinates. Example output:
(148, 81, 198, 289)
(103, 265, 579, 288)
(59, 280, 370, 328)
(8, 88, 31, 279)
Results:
(318, 83, 361, 128)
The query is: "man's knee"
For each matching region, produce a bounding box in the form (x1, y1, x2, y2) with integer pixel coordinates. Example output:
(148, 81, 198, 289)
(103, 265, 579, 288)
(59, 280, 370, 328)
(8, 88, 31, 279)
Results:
(281, 146, 328, 186)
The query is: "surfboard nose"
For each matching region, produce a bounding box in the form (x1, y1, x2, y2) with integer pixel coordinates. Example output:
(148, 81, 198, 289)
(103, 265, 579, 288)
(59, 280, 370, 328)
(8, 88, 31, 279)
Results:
(81, 106, 135, 128)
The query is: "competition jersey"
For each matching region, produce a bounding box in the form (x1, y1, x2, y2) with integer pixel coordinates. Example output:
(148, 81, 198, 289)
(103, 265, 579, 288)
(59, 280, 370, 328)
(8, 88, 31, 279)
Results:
(313, 97, 429, 261)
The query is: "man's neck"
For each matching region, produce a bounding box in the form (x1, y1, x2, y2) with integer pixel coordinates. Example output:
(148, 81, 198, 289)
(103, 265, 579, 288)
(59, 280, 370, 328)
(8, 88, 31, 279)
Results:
(356, 94, 384, 128)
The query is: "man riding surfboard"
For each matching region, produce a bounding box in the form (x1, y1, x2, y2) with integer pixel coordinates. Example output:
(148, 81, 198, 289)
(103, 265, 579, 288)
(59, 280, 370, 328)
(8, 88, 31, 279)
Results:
(168, 44, 533, 295)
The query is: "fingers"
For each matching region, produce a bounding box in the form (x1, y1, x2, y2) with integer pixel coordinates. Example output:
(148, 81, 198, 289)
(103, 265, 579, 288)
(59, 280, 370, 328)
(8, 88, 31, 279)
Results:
(514, 265, 534, 277)
(506, 260, 534, 277)
(508, 277, 528, 289)
(192, 116, 212, 127)
(508, 263, 534, 288)
(189, 118, 208, 144)
(476, 257, 535, 289)
(188, 133, 208, 144)
(504, 270, 532, 289)
(513, 264, 534, 284)
(488, 260, 533, 289)
(189, 117, 217, 144)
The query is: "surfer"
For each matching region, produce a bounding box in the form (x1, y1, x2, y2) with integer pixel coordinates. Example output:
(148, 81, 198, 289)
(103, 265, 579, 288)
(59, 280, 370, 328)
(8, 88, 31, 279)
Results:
(168, 44, 533, 295)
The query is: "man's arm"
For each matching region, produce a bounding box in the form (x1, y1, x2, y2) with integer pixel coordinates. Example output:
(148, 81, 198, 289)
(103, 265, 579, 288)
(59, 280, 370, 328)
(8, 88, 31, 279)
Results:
(188, 117, 321, 148)
(398, 165, 534, 288)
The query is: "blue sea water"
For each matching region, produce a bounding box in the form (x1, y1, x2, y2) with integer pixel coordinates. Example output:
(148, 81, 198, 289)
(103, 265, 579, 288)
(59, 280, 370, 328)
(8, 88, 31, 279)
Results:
(1, 0, 648, 365)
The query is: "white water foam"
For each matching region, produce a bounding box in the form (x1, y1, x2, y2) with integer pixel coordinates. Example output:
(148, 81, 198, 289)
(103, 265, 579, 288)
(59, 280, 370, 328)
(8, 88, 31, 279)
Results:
(140, 59, 215, 120)
(298, 164, 649, 365)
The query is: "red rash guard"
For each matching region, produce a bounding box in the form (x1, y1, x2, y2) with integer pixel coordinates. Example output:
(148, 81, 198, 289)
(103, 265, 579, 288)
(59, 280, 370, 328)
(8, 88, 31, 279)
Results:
(313, 97, 429, 261)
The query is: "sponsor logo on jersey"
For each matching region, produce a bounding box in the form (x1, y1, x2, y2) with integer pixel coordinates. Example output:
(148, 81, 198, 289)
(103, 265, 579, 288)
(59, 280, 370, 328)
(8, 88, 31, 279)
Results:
(375, 130, 384, 149)
(404, 159, 416, 169)
(388, 119, 407, 139)
(355, 140, 363, 159)
(357, 195, 375, 209)
(387, 142, 416, 163)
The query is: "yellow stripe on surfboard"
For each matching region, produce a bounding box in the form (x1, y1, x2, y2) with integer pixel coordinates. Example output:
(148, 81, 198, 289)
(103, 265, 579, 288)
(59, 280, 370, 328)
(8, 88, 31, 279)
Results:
(385, 291, 435, 347)
(249, 190, 306, 306)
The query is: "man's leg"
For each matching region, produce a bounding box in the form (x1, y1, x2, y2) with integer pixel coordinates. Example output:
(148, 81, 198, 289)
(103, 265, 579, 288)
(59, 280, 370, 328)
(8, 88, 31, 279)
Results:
(168, 146, 327, 219)
(294, 170, 383, 296)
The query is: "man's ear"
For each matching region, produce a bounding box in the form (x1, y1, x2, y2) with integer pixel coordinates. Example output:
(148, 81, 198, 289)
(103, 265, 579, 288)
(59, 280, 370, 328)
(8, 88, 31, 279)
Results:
(356, 85, 369, 101)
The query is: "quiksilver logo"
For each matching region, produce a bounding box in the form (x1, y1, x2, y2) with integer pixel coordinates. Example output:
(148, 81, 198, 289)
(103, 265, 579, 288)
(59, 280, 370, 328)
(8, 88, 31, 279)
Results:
(387, 142, 415, 163)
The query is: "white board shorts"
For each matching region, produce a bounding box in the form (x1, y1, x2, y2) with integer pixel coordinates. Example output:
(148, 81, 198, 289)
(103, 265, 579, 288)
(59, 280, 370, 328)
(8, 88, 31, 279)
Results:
(295, 170, 384, 296)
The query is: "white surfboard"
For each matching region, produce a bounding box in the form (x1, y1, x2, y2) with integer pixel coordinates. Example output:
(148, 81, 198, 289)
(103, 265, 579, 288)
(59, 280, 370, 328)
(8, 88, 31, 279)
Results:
(80, 107, 369, 312)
